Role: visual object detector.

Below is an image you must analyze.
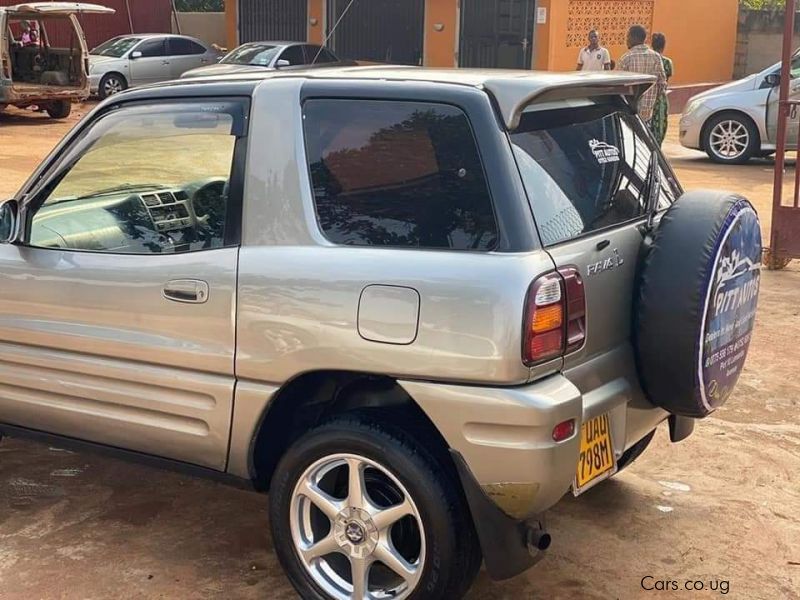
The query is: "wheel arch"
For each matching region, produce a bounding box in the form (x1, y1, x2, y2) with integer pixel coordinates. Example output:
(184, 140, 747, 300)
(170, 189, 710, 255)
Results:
(700, 109, 762, 153)
(247, 370, 456, 493)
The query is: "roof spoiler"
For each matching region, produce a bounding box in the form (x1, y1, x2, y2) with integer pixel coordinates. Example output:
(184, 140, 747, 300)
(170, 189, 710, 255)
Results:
(483, 72, 656, 130)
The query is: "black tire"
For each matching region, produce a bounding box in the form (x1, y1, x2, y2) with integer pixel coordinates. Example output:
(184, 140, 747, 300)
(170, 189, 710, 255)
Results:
(98, 73, 127, 99)
(703, 112, 759, 164)
(45, 100, 71, 119)
(269, 412, 481, 600)
(615, 430, 655, 473)
(635, 191, 762, 418)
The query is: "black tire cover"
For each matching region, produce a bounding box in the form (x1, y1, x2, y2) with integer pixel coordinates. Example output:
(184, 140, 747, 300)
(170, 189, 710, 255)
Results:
(635, 191, 762, 418)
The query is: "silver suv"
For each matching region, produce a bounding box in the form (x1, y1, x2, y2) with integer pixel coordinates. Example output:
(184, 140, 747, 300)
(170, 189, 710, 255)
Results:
(0, 67, 762, 599)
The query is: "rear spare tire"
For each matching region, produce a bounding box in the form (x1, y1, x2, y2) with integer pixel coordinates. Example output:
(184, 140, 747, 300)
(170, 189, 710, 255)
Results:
(635, 191, 762, 418)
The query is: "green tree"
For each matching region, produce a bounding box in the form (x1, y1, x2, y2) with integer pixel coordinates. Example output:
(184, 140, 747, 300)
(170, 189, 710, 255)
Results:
(175, 0, 223, 11)
(740, 0, 785, 9)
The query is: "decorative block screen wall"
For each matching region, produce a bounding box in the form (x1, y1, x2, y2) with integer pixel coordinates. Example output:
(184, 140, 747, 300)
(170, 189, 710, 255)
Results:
(566, 0, 655, 47)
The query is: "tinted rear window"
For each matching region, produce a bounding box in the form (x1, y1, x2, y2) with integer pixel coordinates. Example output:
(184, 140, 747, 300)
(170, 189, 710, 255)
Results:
(511, 102, 678, 246)
(303, 99, 498, 250)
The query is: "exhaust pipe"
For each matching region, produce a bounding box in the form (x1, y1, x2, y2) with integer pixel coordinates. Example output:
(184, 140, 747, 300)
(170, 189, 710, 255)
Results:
(526, 524, 552, 555)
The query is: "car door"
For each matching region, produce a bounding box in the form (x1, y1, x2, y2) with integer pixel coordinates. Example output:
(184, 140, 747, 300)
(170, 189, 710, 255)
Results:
(128, 37, 170, 85)
(510, 100, 682, 456)
(167, 36, 213, 78)
(765, 55, 800, 148)
(0, 98, 248, 470)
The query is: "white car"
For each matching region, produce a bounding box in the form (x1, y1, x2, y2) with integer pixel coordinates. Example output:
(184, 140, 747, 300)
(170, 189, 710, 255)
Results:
(88, 34, 220, 99)
(680, 49, 800, 163)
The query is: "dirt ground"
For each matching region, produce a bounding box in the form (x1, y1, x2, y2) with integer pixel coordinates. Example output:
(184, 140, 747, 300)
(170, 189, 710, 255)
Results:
(0, 103, 798, 600)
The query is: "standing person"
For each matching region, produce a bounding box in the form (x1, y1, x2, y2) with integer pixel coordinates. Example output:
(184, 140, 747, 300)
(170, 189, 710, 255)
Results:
(617, 25, 667, 132)
(577, 30, 612, 71)
(650, 32, 674, 147)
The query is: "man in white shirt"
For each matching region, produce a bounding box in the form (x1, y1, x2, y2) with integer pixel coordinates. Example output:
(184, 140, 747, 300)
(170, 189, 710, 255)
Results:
(577, 30, 612, 71)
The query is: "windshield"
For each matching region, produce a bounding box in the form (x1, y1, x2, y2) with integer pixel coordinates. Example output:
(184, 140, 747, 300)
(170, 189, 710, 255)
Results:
(511, 100, 680, 246)
(220, 43, 279, 66)
(91, 36, 140, 58)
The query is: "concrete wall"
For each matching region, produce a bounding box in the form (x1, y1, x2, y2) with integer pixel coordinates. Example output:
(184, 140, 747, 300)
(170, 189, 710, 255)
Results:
(172, 12, 226, 48)
(735, 9, 799, 79)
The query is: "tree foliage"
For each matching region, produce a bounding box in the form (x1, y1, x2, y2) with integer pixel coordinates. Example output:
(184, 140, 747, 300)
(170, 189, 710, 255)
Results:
(174, 0, 224, 11)
(740, 0, 785, 9)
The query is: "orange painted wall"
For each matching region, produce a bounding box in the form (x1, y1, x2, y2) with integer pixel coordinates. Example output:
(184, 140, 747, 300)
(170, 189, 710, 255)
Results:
(224, 0, 737, 84)
(224, 0, 237, 49)
(651, 0, 738, 85)
(424, 0, 458, 67)
(308, 0, 324, 44)
(537, 0, 737, 84)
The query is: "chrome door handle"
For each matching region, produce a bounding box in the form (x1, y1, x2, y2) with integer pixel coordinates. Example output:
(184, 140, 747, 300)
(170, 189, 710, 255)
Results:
(163, 279, 209, 304)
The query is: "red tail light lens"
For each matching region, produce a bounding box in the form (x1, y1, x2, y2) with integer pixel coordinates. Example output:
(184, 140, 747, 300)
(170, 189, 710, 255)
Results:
(552, 419, 576, 442)
(523, 268, 586, 366)
(561, 267, 586, 352)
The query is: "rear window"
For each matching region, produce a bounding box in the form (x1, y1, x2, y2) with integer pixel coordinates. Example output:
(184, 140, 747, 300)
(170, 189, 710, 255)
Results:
(303, 99, 498, 250)
(511, 101, 679, 246)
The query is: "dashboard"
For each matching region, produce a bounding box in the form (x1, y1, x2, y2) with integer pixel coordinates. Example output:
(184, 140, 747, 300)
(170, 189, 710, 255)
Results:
(30, 178, 228, 254)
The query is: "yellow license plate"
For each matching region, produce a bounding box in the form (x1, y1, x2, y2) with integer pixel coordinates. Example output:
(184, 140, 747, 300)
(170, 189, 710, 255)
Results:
(574, 413, 616, 495)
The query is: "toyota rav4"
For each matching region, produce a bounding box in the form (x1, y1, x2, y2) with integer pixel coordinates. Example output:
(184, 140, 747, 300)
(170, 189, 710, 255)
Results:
(0, 66, 762, 599)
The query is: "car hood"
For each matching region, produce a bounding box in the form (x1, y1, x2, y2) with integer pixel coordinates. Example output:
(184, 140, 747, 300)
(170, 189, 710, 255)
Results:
(688, 73, 765, 105)
(181, 63, 270, 79)
(89, 54, 124, 66)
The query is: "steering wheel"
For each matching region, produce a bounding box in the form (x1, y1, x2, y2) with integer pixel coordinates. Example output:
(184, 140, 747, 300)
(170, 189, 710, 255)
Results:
(191, 178, 228, 241)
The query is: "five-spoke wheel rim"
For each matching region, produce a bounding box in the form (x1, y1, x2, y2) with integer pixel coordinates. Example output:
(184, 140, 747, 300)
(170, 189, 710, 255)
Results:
(290, 453, 425, 600)
(709, 119, 749, 160)
(103, 76, 123, 96)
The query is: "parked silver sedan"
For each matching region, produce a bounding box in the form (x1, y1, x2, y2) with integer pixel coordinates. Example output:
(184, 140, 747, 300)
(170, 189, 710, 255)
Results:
(181, 41, 346, 79)
(89, 34, 220, 99)
(680, 49, 800, 163)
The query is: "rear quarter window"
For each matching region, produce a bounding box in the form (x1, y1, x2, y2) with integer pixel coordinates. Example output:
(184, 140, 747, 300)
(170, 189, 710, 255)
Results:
(511, 102, 680, 246)
(303, 99, 498, 251)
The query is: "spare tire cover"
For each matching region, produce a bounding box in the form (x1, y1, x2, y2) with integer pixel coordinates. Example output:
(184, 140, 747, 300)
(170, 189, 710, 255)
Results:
(635, 191, 762, 418)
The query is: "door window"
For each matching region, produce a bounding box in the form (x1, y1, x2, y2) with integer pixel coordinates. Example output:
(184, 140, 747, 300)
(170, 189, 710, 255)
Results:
(169, 37, 207, 56)
(304, 45, 337, 63)
(28, 102, 247, 254)
(303, 99, 498, 250)
(278, 45, 305, 65)
(136, 38, 167, 57)
(511, 101, 680, 246)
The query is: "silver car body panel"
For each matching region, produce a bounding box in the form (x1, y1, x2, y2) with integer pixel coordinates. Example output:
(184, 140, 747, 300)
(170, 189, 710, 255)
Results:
(0, 244, 238, 469)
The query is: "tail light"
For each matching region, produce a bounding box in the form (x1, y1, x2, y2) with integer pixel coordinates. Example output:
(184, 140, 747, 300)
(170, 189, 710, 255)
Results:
(523, 267, 586, 366)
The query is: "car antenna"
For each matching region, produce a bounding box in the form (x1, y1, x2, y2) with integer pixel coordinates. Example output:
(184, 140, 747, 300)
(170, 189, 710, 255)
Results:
(311, 0, 357, 65)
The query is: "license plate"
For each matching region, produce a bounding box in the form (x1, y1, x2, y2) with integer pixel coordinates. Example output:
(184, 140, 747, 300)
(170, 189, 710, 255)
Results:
(573, 413, 616, 495)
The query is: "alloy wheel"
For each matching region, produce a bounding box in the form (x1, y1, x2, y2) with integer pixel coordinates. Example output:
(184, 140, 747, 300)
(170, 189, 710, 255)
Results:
(709, 119, 749, 160)
(103, 76, 123, 96)
(289, 453, 425, 600)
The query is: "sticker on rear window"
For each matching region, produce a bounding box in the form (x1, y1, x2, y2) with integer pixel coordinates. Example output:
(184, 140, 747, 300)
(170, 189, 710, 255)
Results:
(589, 139, 620, 164)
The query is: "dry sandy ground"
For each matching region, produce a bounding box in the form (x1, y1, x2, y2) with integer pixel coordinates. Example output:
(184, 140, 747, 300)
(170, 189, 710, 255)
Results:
(0, 104, 798, 600)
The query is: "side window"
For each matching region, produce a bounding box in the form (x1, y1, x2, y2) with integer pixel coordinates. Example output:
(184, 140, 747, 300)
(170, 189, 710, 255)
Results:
(510, 103, 679, 246)
(278, 45, 305, 66)
(169, 37, 206, 56)
(136, 38, 167, 57)
(304, 45, 335, 63)
(303, 99, 498, 250)
(28, 102, 245, 254)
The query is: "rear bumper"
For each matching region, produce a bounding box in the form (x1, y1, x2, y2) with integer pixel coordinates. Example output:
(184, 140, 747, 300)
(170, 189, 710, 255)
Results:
(401, 373, 674, 517)
(402, 374, 674, 579)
